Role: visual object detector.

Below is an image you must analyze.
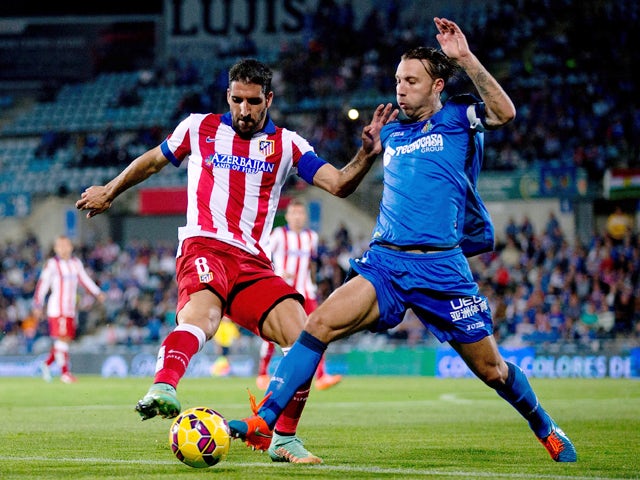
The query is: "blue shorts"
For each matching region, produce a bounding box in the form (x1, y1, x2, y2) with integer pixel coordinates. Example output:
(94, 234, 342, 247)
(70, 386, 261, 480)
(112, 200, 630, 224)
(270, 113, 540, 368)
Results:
(349, 245, 493, 344)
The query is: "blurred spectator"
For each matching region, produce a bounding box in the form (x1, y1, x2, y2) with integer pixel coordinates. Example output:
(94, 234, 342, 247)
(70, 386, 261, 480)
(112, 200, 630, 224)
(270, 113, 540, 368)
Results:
(500, 236, 522, 269)
(1, 210, 640, 356)
(596, 303, 615, 335)
(505, 216, 519, 241)
(612, 285, 635, 335)
(579, 300, 599, 335)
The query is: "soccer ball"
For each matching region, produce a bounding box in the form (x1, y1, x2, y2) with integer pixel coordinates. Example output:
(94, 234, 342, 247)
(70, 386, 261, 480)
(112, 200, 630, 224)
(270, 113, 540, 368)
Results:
(169, 407, 231, 468)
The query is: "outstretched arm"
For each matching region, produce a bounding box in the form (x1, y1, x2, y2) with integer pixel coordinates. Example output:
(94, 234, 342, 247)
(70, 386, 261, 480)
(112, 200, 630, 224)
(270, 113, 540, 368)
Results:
(434, 17, 516, 128)
(313, 103, 398, 197)
(75, 145, 169, 218)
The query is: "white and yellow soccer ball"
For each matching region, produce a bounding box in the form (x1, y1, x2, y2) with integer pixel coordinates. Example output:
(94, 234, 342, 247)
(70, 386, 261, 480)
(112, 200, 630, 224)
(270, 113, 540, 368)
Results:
(169, 407, 231, 468)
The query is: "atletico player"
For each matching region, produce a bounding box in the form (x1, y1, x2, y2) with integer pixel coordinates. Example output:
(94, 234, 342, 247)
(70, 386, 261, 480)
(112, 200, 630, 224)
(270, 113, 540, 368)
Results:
(76, 58, 397, 463)
(33, 235, 105, 383)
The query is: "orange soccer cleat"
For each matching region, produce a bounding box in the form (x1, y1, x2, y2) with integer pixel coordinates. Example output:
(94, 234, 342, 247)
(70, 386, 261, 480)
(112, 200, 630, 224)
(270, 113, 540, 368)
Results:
(228, 390, 273, 451)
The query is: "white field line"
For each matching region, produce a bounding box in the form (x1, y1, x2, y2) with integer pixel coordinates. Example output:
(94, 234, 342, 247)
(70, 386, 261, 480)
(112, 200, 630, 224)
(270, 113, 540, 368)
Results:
(5, 395, 492, 412)
(0, 456, 628, 480)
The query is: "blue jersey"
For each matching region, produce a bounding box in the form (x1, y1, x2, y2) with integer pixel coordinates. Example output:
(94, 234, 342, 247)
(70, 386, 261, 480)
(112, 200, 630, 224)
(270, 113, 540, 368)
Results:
(372, 94, 493, 255)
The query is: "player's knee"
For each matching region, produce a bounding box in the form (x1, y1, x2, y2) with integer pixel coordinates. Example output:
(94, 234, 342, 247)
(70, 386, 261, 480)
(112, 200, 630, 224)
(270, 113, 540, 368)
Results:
(178, 311, 219, 339)
(305, 311, 337, 343)
(478, 362, 509, 388)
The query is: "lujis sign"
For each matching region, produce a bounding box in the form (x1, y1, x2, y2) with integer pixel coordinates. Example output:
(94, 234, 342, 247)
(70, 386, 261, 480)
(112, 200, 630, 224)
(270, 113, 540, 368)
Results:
(165, 0, 313, 57)
(164, 0, 415, 57)
(168, 0, 307, 38)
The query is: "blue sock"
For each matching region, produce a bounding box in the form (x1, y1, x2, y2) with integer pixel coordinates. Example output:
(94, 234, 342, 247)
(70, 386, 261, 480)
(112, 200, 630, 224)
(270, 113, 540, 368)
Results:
(259, 331, 326, 428)
(495, 362, 552, 438)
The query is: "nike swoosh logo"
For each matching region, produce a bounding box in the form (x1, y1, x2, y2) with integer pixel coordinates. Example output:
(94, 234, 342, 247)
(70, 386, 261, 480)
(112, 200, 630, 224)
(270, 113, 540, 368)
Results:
(205, 136, 215, 143)
(253, 429, 272, 438)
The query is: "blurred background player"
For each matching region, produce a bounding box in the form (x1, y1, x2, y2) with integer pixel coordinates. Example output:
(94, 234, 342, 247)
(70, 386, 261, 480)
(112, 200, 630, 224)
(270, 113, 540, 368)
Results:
(257, 198, 342, 391)
(33, 235, 105, 383)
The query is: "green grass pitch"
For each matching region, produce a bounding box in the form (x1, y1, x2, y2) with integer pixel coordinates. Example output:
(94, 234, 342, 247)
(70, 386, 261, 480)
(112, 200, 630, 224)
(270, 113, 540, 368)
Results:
(0, 375, 638, 479)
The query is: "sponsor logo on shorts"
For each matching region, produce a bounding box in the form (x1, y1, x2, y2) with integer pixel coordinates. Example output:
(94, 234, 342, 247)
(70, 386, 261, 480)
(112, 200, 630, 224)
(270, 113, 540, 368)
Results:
(199, 272, 213, 283)
(466, 321, 486, 331)
(449, 295, 489, 322)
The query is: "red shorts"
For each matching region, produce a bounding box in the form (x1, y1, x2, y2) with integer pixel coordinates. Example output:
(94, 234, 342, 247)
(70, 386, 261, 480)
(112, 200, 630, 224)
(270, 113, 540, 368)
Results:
(48, 316, 76, 339)
(176, 237, 303, 336)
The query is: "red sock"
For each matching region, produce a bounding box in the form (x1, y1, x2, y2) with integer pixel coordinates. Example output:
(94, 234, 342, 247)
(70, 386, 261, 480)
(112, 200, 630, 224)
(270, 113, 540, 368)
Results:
(53, 340, 70, 373)
(258, 342, 276, 376)
(45, 347, 55, 366)
(153, 329, 201, 388)
(60, 351, 70, 374)
(315, 355, 326, 378)
(274, 379, 312, 435)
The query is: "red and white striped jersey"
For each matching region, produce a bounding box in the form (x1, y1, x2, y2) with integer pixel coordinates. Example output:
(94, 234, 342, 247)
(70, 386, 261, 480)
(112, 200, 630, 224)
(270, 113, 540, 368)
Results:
(162, 112, 323, 262)
(270, 226, 318, 301)
(33, 256, 102, 318)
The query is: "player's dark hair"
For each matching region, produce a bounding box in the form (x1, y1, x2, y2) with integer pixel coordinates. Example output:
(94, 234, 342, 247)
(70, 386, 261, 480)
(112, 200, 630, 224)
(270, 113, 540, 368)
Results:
(229, 58, 273, 95)
(401, 46, 458, 83)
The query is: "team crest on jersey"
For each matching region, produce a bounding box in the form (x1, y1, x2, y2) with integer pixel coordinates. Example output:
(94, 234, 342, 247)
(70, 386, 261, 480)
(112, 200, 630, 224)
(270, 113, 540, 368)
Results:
(421, 121, 434, 133)
(199, 272, 213, 283)
(259, 139, 275, 156)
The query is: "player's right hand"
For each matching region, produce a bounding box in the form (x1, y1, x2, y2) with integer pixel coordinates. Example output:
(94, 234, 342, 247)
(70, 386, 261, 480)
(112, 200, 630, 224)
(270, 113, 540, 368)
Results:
(362, 103, 399, 155)
(75, 185, 112, 218)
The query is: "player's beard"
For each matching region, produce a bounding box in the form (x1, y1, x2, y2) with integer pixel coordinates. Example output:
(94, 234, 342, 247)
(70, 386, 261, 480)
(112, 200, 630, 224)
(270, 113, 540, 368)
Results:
(233, 117, 255, 138)
(234, 110, 266, 139)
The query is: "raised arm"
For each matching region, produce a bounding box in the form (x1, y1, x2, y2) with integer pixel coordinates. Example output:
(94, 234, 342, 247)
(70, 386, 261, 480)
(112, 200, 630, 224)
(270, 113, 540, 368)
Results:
(312, 103, 398, 197)
(75, 145, 169, 218)
(434, 17, 516, 128)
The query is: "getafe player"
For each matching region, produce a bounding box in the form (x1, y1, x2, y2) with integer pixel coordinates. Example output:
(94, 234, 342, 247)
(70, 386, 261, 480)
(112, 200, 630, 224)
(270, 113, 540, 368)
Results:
(229, 18, 577, 463)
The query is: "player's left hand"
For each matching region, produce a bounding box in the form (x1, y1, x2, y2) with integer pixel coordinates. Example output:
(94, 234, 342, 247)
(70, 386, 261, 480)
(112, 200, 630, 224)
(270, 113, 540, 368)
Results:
(362, 103, 399, 155)
(76, 186, 112, 218)
(434, 17, 471, 61)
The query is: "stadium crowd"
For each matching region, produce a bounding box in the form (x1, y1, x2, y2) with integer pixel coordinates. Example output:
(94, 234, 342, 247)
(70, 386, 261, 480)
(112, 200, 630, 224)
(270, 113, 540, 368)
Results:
(1, 0, 639, 355)
(18, 0, 640, 179)
(0, 214, 639, 356)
